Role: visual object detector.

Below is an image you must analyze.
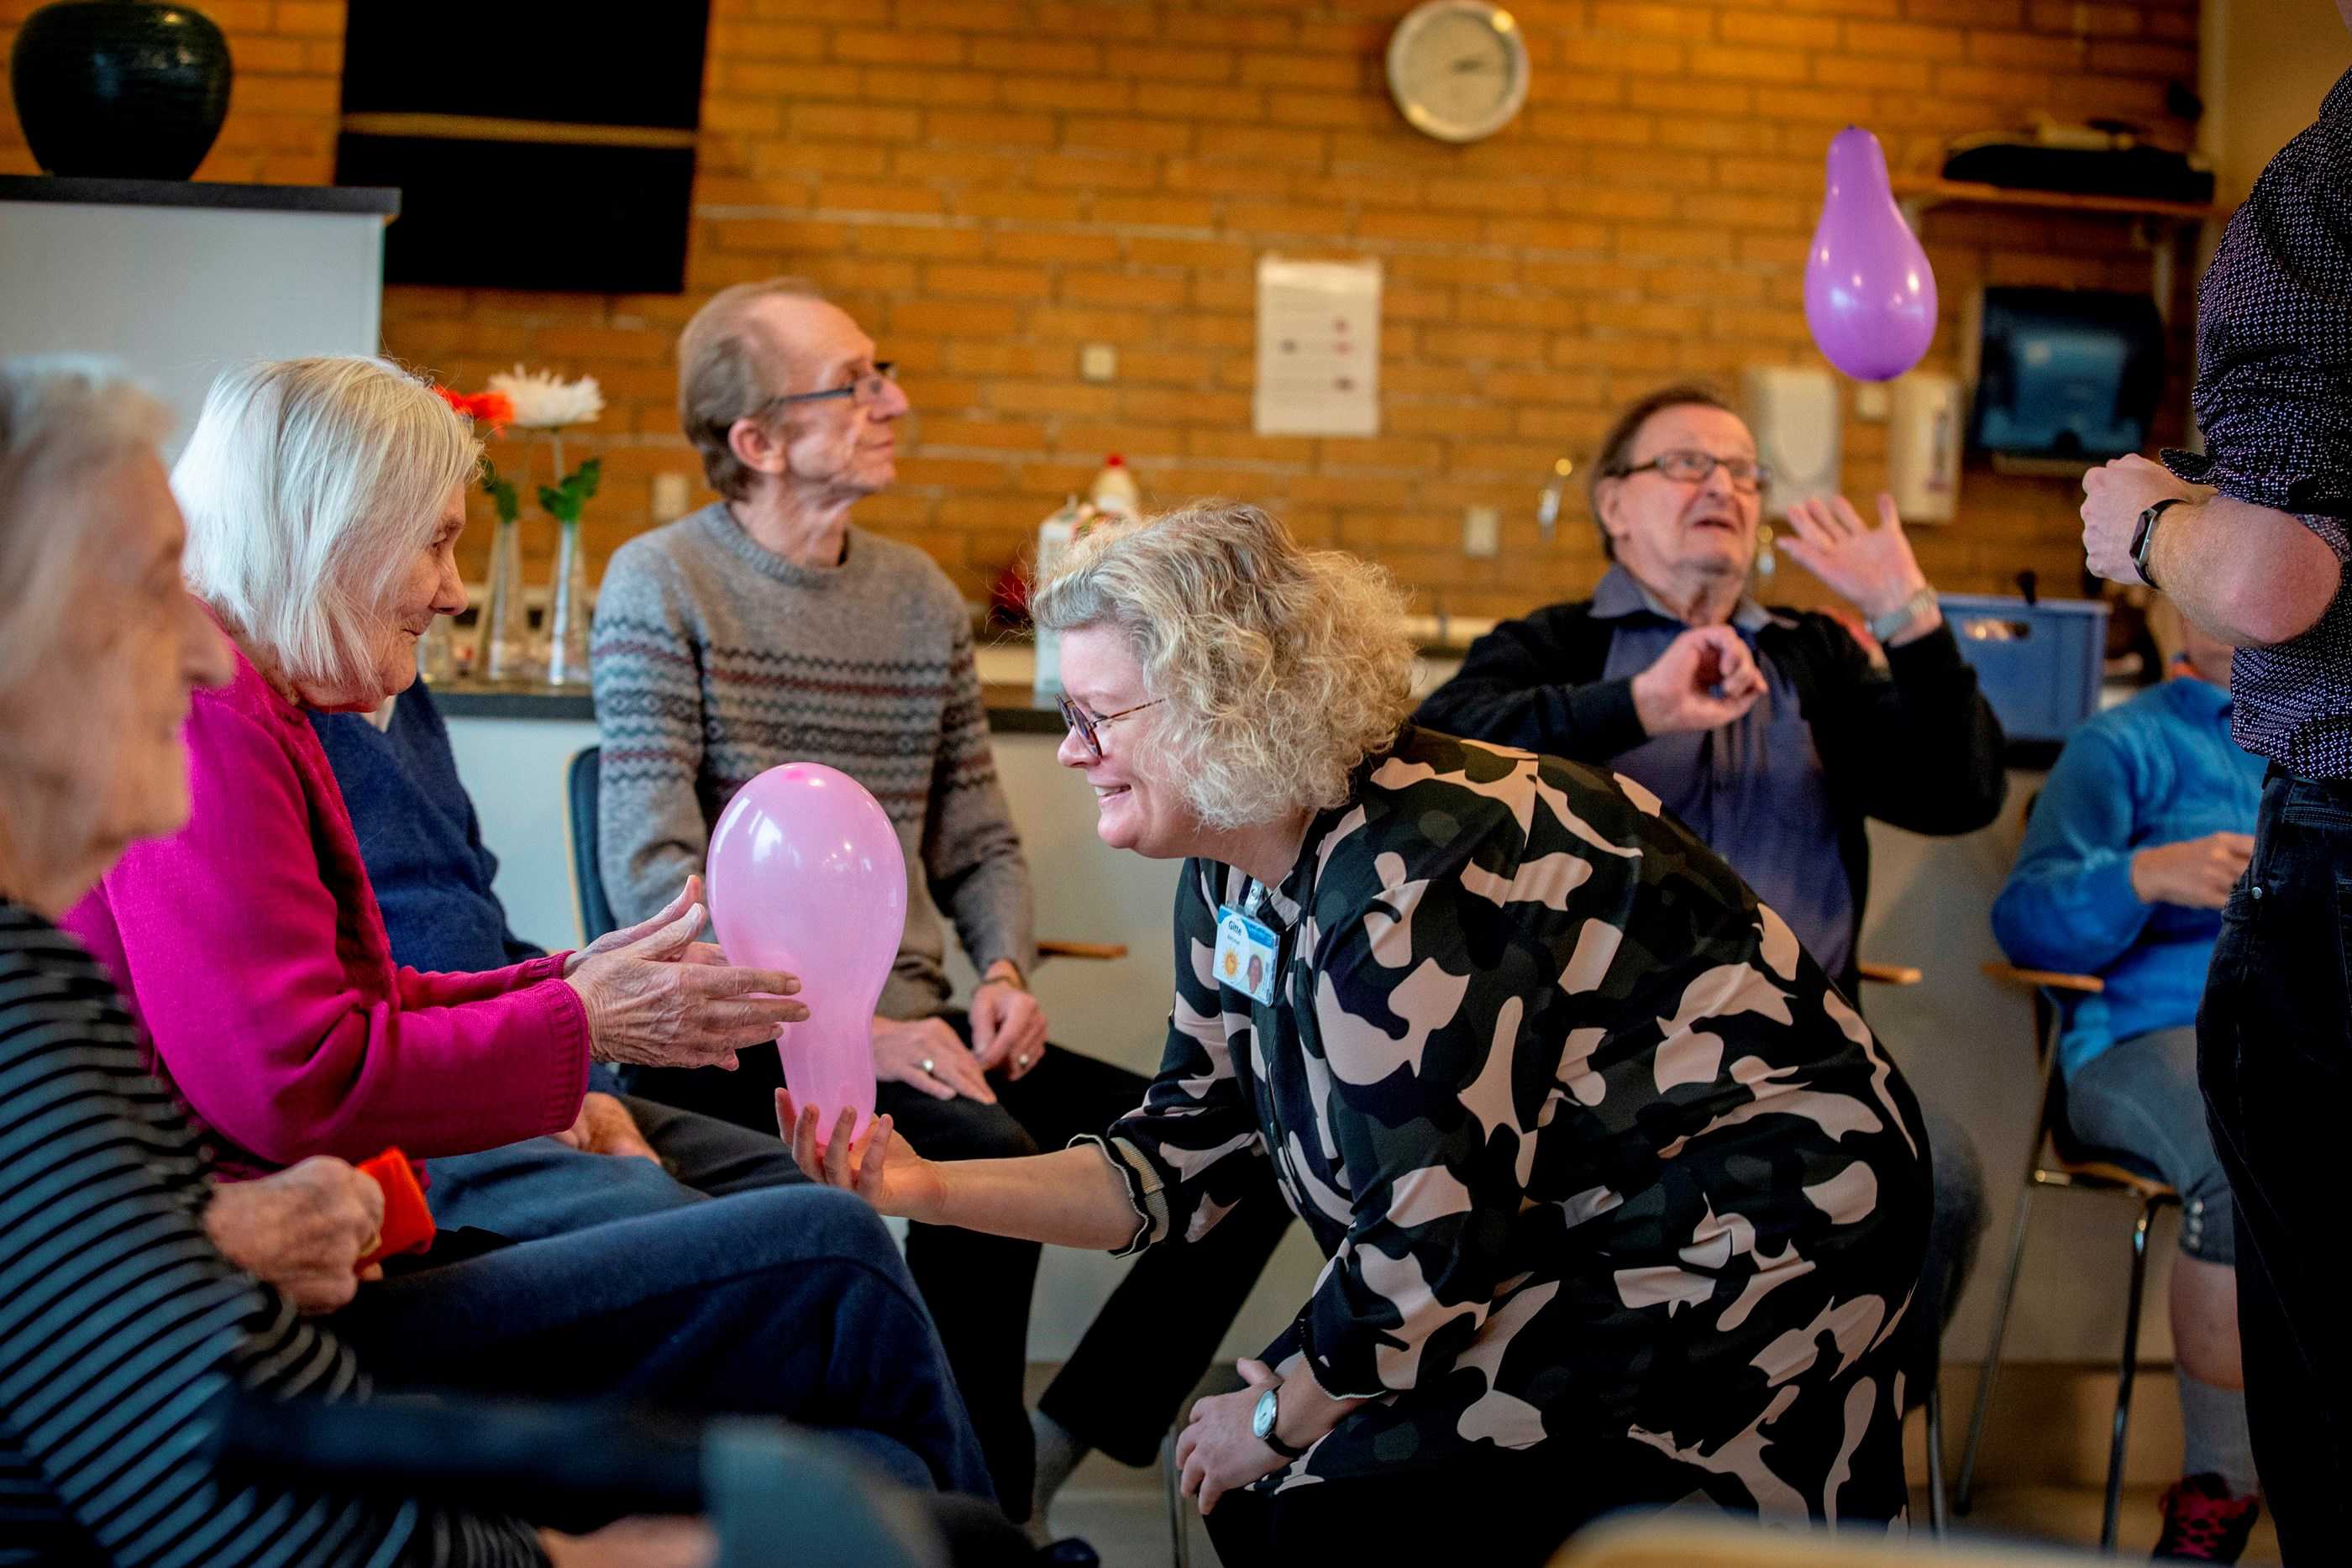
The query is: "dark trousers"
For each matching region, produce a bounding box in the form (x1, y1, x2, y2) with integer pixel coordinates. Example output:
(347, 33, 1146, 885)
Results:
(630, 1019, 1294, 1516)
(1201, 1441, 1694, 1568)
(330, 1184, 995, 1503)
(2197, 768, 2352, 1560)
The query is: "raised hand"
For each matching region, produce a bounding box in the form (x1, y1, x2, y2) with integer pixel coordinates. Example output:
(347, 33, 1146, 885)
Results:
(1777, 492, 1935, 633)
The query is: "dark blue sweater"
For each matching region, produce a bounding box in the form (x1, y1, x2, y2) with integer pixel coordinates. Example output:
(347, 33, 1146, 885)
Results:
(312, 684, 621, 1094)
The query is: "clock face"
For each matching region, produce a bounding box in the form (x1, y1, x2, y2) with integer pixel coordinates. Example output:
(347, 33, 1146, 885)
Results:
(1387, 2, 1530, 144)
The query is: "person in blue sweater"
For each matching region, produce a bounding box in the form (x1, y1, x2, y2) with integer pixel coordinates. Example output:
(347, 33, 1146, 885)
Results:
(311, 679, 814, 1239)
(1992, 606, 2265, 1560)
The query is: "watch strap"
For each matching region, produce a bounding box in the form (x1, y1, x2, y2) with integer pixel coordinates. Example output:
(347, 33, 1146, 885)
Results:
(1252, 1386, 1309, 1460)
(2132, 496, 2184, 590)
(1866, 586, 1938, 643)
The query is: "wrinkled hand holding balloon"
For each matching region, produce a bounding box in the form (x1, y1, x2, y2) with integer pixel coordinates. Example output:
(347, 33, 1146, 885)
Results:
(706, 763, 907, 1141)
(1805, 126, 1938, 382)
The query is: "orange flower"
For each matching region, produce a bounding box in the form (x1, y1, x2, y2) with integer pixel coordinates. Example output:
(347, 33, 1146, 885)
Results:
(433, 385, 515, 435)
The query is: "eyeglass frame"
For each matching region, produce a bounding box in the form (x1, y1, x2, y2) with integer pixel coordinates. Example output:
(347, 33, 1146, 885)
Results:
(1606, 448, 1773, 493)
(753, 361, 899, 417)
(1058, 693, 1164, 761)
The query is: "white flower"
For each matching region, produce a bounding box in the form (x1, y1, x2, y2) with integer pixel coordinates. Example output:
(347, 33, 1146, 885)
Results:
(488, 365, 606, 429)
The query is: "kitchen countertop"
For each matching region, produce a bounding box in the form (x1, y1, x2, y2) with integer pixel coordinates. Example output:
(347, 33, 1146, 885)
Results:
(0, 175, 400, 216)
(434, 678, 1066, 734)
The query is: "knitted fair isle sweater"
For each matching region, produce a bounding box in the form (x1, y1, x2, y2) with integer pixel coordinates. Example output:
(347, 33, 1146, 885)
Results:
(591, 505, 1035, 1020)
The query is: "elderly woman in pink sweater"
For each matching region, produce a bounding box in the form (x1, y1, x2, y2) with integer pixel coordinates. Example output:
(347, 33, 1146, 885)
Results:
(65, 357, 808, 1181)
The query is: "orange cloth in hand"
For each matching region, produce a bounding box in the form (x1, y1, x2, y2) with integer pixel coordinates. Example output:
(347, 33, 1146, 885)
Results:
(354, 1149, 434, 1270)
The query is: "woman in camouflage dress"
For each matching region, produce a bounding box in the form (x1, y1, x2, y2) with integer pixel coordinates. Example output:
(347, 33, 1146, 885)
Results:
(783, 502, 1931, 1565)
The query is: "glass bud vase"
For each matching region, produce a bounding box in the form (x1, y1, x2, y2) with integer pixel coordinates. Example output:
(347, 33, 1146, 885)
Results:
(480, 515, 534, 682)
(545, 520, 593, 688)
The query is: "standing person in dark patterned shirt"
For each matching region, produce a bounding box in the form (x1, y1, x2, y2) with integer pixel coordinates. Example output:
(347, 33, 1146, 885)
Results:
(783, 502, 1933, 1568)
(2079, 33, 2352, 1559)
(593, 279, 1289, 1537)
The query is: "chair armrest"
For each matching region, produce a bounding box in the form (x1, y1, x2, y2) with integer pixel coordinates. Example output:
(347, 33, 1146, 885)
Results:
(1038, 939, 1129, 962)
(1856, 960, 1922, 987)
(1982, 961, 2105, 995)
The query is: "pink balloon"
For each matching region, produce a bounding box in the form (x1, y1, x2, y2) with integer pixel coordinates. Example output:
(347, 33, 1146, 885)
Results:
(1804, 126, 1938, 382)
(705, 763, 906, 1141)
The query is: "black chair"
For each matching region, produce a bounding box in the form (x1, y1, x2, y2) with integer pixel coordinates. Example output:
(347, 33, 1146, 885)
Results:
(566, 745, 1128, 963)
(1956, 960, 2178, 1549)
(567, 744, 617, 942)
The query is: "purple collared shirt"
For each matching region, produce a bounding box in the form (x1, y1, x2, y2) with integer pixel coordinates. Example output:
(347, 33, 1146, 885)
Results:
(2164, 66, 2352, 778)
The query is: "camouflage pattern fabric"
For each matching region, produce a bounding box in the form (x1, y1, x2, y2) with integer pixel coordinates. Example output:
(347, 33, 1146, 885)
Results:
(1086, 726, 1930, 1523)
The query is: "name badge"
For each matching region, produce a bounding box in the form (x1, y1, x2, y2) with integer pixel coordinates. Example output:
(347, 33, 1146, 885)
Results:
(1214, 903, 1281, 1005)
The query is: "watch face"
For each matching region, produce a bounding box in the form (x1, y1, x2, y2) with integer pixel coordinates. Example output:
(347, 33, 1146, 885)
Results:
(1388, 2, 1530, 144)
(1251, 1387, 1278, 1440)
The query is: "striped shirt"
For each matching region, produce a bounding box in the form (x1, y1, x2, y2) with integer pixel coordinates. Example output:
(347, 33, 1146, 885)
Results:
(0, 899, 543, 1567)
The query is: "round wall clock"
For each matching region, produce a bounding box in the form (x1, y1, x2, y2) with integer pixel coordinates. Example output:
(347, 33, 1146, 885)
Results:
(1386, 1, 1532, 144)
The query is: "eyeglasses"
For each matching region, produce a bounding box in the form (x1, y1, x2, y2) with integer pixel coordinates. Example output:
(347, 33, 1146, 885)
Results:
(758, 362, 898, 415)
(1614, 448, 1772, 493)
(1058, 693, 1163, 761)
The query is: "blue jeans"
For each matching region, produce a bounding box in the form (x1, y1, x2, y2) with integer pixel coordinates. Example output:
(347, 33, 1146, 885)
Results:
(328, 1183, 995, 1502)
(2197, 768, 2352, 1557)
(419, 1093, 806, 1240)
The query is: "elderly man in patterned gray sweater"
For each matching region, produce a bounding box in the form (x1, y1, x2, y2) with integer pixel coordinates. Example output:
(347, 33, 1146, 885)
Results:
(591, 278, 1290, 1538)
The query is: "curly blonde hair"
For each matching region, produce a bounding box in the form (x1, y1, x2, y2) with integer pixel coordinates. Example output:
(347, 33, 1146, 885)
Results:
(1032, 501, 1416, 830)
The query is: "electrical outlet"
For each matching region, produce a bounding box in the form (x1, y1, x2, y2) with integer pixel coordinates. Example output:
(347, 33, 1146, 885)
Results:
(653, 472, 691, 519)
(1463, 505, 1500, 559)
(1079, 343, 1117, 382)
(1855, 382, 1891, 422)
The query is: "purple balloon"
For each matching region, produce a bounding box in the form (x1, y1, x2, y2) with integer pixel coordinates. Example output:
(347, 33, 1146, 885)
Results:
(706, 763, 906, 1141)
(1804, 126, 1938, 382)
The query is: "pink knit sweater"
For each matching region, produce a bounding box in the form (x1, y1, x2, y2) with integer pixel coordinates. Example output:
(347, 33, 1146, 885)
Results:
(64, 645, 589, 1173)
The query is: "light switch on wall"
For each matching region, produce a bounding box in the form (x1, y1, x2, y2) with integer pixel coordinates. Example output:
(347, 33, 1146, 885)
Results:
(1463, 505, 1500, 559)
(1079, 343, 1117, 382)
(653, 472, 691, 520)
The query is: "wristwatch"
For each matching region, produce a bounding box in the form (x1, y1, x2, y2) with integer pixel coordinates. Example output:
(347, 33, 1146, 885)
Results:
(1251, 1385, 1308, 1460)
(2131, 497, 2185, 590)
(1866, 586, 1938, 643)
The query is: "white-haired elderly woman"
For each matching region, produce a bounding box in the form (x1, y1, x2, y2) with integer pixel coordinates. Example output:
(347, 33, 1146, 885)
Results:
(785, 501, 1935, 1565)
(59, 356, 820, 1207)
(0, 358, 1001, 1565)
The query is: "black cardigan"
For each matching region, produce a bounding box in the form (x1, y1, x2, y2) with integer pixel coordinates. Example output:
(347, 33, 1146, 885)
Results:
(1415, 601, 2008, 993)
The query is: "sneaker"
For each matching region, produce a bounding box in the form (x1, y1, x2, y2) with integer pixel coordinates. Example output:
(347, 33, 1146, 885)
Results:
(2154, 1472, 2260, 1563)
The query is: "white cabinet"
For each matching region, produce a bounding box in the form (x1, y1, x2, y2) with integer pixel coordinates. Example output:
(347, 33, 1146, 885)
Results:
(0, 176, 396, 454)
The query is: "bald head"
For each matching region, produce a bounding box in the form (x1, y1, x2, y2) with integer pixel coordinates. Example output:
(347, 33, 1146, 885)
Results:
(676, 277, 846, 500)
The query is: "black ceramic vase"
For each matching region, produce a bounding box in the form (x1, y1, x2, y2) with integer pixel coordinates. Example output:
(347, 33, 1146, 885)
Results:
(8, 0, 233, 181)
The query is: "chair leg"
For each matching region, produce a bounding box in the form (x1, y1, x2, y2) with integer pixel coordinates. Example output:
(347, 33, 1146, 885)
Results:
(1956, 1182, 2037, 1515)
(1924, 1379, 1950, 1537)
(1164, 1430, 1191, 1568)
(2102, 1200, 2160, 1550)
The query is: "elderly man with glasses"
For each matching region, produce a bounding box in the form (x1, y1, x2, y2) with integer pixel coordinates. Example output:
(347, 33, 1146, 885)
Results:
(591, 278, 1290, 1544)
(1418, 382, 2004, 1412)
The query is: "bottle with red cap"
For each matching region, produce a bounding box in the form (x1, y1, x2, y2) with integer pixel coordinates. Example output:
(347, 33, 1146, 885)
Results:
(1088, 453, 1140, 519)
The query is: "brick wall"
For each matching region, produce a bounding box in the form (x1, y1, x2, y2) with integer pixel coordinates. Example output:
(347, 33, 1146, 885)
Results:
(6, 0, 2202, 617)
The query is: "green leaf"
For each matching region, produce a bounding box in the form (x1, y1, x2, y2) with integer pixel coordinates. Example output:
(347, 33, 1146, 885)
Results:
(479, 459, 521, 523)
(538, 457, 602, 523)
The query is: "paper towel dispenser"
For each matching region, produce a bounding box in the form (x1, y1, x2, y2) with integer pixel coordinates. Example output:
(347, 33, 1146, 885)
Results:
(1964, 287, 2166, 473)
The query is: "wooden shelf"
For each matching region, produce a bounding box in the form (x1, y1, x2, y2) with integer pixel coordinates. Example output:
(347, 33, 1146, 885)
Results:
(1891, 176, 2228, 223)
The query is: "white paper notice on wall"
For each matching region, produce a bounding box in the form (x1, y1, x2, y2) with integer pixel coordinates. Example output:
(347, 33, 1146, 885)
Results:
(1254, 256, 1381, 437)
